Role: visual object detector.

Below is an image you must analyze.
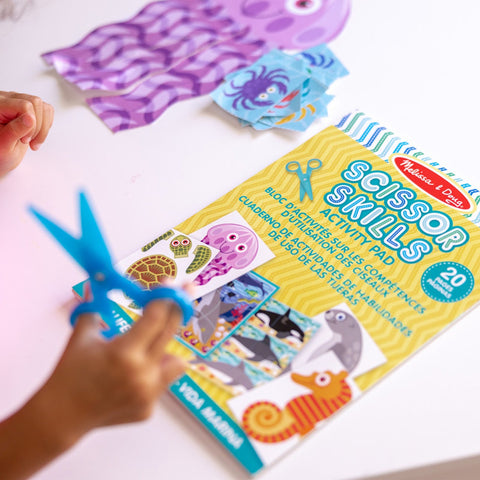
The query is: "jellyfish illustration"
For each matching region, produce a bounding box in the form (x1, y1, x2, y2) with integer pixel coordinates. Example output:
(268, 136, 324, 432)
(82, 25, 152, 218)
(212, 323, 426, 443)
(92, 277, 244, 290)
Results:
(42, 0, 351, 131)
(194, 223, 259, 285)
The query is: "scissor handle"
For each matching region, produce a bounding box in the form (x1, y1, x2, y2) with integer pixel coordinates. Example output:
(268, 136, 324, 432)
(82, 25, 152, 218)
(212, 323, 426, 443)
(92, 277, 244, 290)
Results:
(70, 301, 120, 338)
(70, 286, 194, 339)
(70, 302, 99, 325)
(285, 160, 301, 173)
(307, 158, 322, 170)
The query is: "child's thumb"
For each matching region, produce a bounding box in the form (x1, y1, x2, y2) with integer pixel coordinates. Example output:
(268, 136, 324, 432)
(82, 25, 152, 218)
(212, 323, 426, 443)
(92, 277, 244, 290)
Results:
(0, 113, 35, 145)
(70, 313, 105, 342)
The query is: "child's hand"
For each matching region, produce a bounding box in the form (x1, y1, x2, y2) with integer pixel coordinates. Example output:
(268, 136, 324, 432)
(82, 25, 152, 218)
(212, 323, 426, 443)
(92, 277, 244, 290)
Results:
(0, 91, 54, 177)
(37, 300, 187, 447)
(0, 299, 187, 480)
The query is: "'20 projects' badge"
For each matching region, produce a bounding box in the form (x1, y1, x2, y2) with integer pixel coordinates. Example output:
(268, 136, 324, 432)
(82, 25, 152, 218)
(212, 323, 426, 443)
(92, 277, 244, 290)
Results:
(421, 261, 474, 303)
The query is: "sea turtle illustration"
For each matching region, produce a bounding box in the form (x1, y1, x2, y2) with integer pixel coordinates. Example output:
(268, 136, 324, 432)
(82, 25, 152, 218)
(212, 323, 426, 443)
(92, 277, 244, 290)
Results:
(125, 254, 177, 309)
(186, 245, 212, 274)
(169, 235, 192, 258)
(141, 229, 174, 252)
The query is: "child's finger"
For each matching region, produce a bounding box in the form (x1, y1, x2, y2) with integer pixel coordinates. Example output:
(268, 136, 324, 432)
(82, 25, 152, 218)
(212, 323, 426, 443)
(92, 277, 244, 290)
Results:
(0, 113, 35, 149)
(14, 93, 44, 143)
(148, 302, 182, 360)
(70, 313, 105, 343)
(181, 282, 196, 298)
(0, 94, 35, 121)
(30, 102, 54, 151)
(158, 354, 187, 389)
(121, 300, 172, 350)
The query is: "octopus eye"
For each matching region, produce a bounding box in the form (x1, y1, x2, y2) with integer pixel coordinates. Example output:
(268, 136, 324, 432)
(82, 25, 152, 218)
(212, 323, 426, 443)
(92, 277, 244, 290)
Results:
(315, 373, 331, 387)
(227, 233, 239, 241)
(258, 92, 269, 100)
(336, 313, 346, 321)
(235, 243, 247, 253)
(181, 238, 190, 246)
(267, 86, 276, 94)
(285, 0, 324, 15)
(171, 240, 180, 247)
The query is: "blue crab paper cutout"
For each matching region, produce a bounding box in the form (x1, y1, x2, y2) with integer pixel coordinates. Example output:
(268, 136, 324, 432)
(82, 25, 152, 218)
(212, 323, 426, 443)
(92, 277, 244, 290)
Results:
(211, 44, 347, 132)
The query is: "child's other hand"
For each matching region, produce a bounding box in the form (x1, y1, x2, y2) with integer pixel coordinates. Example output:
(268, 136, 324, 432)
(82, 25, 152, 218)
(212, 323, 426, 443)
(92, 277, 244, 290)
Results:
(0, 91, 54, 177)
(32, 300, 187, 450)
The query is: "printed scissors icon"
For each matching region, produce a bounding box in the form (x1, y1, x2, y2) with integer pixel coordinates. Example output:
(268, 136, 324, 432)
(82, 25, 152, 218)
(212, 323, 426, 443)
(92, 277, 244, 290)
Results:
(286, 158, 322, 201)
(30, 192, 193, 338)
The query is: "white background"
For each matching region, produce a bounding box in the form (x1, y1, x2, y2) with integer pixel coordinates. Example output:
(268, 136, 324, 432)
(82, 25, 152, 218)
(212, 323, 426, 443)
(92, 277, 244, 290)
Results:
(1, 1, 480, 479)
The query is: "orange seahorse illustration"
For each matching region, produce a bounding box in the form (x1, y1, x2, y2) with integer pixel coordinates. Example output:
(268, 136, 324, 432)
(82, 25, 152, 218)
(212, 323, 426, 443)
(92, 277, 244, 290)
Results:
(242, 370, 352, 443)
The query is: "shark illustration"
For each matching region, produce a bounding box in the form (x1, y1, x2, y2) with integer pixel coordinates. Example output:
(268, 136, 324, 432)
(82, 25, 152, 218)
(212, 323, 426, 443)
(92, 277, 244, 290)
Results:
(190, 289, 236, 343)
(189, 357, 254, 389)
(231, 333, 281, 366)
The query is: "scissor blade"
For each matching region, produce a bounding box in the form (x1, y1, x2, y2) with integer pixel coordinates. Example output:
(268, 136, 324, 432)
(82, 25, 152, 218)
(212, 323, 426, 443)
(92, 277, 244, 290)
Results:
(29, 206, 85, 269)
(299, 182, 306, 202)
(303, 182, 314, 201)
(297, 174, 314, 202)
(79, 191, 112, 266)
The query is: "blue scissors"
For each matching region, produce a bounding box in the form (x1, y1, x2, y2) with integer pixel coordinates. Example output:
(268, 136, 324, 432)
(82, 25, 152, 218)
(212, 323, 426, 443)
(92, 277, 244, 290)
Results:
(29, 192, 193, 339)
(286, 158, 322, 202)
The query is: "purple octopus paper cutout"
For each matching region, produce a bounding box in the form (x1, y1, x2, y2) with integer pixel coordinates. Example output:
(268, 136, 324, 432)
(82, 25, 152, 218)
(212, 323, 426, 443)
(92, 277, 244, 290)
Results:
(221, 0, 351, 49)
(42, 0, 351, 132)
(87, 34, 266, 132)
(42, 1, 249, 93)
(194, 223, 259, 286)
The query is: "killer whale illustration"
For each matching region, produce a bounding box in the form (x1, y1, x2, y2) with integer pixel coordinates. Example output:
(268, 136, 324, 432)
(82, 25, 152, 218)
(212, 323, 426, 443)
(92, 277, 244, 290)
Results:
(256, 308, 305, 342)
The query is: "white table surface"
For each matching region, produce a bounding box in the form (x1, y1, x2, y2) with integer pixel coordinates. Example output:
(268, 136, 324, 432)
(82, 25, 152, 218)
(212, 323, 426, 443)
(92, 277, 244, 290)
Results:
(1, 1, 480, 479)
